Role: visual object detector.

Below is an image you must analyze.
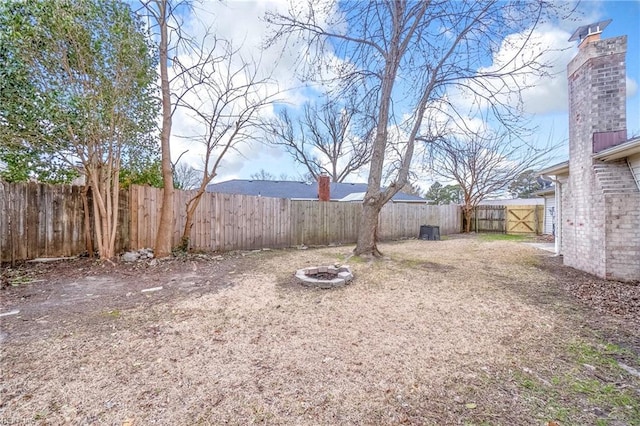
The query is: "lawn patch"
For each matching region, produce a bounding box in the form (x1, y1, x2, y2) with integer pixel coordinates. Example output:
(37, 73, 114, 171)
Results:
(1, 238, 638, 424)
(478, 233, 530, 242)
(512, 338, 640, 425)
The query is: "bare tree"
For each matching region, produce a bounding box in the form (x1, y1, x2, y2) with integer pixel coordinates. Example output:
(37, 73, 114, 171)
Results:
(173, 162, 201, 190)
(266, 1, 567, 256)
(265, 98, 372, 182)
(250, 169, 293, 181)
(429, 129, 555, 232)
(250, 169, 276, 180)
(174, 40, 276, 251)
(140, 0, 220, 256)
(401, 181, 423, 198)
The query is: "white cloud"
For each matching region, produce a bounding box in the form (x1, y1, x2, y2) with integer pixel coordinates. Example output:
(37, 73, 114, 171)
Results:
(471, 24, 575, 115)
(468, 3, 639, 116)
(162, 0, 351, 183)
(515, 29, 576, 114)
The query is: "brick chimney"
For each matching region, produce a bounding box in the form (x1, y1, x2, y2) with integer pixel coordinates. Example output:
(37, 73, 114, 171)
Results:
(318, 174, 330, 201)
(560, 20, 640, 281)
(567, 19, 627, 154)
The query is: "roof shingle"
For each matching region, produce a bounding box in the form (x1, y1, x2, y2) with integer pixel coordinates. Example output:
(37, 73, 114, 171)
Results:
(206, 180, 426, 202)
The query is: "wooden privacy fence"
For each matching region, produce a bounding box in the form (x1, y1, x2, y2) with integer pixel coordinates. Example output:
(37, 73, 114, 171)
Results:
(0, 182, 129, 262)
(465, 205, 506, 233)
(465, 205, 544, 235)
(130, 186, 293, 252)
(129, 185, 461, 251)
(1, 182, 461, 261)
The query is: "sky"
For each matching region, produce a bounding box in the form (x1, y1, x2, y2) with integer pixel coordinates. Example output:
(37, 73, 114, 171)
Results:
(168, 0, 640, 190)
(531, 1, 640, 164)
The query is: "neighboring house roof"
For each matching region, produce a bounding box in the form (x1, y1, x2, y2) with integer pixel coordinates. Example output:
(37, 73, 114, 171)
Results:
(538, 161, 570, 177)
(338, 192, 367, 202)
(337, 191, 429, 203)
(206, 180, 427, 202)
(478, 198, 544, 206)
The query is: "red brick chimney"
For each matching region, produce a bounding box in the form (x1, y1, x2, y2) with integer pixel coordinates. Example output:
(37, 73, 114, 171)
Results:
(318, 174, 330, 201)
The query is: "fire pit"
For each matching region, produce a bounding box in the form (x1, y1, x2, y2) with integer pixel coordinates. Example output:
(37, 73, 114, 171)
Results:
(295, 265, 353, 289)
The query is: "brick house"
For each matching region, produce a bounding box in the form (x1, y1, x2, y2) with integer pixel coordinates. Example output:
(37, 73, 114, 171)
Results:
(539, 21, 640, 282)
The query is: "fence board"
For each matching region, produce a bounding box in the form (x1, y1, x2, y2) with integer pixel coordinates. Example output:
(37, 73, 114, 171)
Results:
(465, 206, 506, 233)
(0, 182, 129, 262)
(465, 205, 544, 235)
(2, 183, 463, 261)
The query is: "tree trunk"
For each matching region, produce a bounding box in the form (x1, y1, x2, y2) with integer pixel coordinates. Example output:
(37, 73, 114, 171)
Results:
(154, 0, 174, 258)
(108, 170, 120, 256)
(354, 201, 383, 256)
(179, 214, 194, 252)
(155, 154, 174, 257)
(91, 183, 107, 258)
(178, 188, 207, 252)
(89, 172, 115, 260)
(464, 206, 473, 233)
(81, 185, 94, 258)
(352, 28, 400, 257)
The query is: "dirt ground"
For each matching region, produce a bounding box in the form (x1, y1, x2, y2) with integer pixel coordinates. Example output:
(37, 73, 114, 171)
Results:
(1, 236, 639, 425)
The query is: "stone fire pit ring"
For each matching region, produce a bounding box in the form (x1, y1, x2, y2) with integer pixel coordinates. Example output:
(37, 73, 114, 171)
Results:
(295, 265, 353, 289)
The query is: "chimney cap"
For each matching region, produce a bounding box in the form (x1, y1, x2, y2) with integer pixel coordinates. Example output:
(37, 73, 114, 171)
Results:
(568, 19, 612, 42)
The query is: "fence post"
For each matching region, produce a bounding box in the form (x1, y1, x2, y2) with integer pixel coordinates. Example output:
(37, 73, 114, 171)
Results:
(130, 185, 138, 250)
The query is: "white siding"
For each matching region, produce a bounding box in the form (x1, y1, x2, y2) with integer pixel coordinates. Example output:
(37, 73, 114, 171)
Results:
(543, 195, 556, 235)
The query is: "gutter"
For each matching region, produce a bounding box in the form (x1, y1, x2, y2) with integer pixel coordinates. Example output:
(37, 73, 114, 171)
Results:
(391, 199, 428, 204)
(538, 161, 569, 177)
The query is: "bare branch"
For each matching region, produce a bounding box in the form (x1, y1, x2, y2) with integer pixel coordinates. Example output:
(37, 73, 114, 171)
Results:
(263, 0, 570, 255)
(263, 97, 373, 182)
(427, 127, 557, 232)
(171, 36, 279, 249)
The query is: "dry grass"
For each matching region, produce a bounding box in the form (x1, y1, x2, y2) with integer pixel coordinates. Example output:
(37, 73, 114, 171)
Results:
(1, 237, 638, 425)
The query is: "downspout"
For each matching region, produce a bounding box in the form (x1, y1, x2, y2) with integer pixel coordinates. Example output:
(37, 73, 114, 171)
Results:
(543, 174, 562, 256)
(555, 182, 562, 256)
